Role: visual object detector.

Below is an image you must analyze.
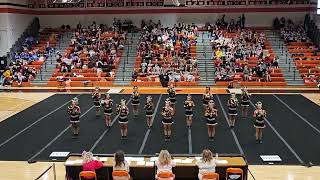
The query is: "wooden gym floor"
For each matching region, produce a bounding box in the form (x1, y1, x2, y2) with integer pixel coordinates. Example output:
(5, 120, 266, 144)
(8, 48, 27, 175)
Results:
(0, 91, 319, 180)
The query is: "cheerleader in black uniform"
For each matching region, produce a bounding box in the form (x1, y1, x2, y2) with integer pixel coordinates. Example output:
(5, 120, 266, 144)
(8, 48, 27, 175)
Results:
(101, 93, 113, 127)
(117, 99, 129, 139)
(131, 86, 140, 118)
(227, 93, 239, 128)
(162, 99, 174, 141)
(68, 97, 81, 137)
(205, 100, 218, 141)
(144, 96, 154, 128)
(253, 101, 266, 144)
(203, 86, 213, 108)
(184, 94, 195, 128)
(241, 87, 250, 118)
(92, 87, 101, 116)
(167, 84, 176, 115)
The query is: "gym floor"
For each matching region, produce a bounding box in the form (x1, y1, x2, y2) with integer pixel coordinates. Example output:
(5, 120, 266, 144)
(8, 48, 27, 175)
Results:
(0, 93, 319, 168)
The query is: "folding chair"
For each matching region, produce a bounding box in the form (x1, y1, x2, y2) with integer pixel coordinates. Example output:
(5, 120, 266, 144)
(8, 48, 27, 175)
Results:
(202, 172, 220, 180)
(157, 171, 175, 180)
(226, 168, 244, 180)
(79, 171, 97, 180)
(112, 170, 131, 180)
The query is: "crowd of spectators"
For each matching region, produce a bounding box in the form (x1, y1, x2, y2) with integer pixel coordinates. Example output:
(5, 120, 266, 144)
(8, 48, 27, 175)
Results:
(280, 20, 307, 43)
(133, 20, 200, 83)
(55, 20, 128, 80)
(207, 17, 277, 83)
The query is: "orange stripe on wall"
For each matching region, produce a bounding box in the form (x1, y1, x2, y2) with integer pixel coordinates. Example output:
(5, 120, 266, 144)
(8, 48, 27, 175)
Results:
(0, 6, 316, 15)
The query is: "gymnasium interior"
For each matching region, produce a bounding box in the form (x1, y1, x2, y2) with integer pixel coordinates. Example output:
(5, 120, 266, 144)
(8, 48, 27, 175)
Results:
(0, 0, 320, 179)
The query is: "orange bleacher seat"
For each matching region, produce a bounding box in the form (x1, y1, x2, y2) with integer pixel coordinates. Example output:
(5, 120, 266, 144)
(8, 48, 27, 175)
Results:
(47, 81, 59, 87)
(11, 81, 31, 87)
(92, 81, 113, 87)
(175, 81, 199, 86)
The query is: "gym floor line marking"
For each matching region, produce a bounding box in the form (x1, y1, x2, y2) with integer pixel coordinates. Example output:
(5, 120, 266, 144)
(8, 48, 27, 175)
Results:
(0, 94, 82, 149)
(27, 105, 94, 162)
(248, 100, 305, 165)
(138, 94, 162, 154)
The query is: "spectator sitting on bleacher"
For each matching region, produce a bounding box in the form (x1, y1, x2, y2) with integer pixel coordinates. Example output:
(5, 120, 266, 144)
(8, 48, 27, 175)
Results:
(280, 20, 307, 43)
(136, 20, 199, 83)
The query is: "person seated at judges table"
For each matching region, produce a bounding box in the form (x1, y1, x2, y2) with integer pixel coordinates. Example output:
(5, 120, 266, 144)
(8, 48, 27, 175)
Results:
(113, 150, 131, 179)
(82, 151, 103, 178)
(155, 150, 176, 180)
(196, 149, 219, 180)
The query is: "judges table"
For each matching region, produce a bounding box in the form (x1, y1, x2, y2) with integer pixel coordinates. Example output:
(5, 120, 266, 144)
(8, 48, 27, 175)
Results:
(65, 154, 247, 180)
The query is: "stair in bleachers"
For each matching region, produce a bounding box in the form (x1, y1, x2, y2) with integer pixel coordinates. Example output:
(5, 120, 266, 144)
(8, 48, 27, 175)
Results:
(113, 33, 139, 86)
(197, 32, 215, 86)
(31, 32, 73, 86)
(265, 30, 305, 86)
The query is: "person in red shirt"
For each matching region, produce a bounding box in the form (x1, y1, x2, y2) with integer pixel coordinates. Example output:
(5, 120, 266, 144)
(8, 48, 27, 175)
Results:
(82, 151, 103, 178)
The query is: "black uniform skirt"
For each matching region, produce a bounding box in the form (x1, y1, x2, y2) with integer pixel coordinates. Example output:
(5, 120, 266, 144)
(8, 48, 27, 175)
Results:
(146, 111, 153, 117)
(70, 116, 80, 123)
(94, 101, 101, 108)
(170, 98, 176, 104)
(119, 116, 128, 123)
(241, 101, 249, 107)
(132, 100, 140, 106)
(207, 118, 217, 126)
(203, 100, 208, 106)
(254, 120, 266, 128)
(162, 117, 173, 124)
(104, 108, 113, 115)
(228, 108, 237, 116)
(185, 110, 193, 116)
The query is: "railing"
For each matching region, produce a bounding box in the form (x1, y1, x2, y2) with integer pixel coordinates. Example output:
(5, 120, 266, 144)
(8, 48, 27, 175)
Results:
(27, 0, 311, 8)
(34, 163, 57, 180)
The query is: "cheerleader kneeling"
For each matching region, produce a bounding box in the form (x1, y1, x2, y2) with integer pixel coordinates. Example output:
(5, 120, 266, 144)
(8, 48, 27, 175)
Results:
(162, 99, 174, 141)
(117, 99, 129, 139)
(205, 100, 218, 141)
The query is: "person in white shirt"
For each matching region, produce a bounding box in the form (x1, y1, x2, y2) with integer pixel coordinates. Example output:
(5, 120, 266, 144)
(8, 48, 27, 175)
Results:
(196, 149, 218, 180)
(113, 150, 130, 172)
(155, 150, 176, 179)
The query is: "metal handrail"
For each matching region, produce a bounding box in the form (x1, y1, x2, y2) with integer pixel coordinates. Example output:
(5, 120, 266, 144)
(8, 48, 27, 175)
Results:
(34, 163, 56, 180)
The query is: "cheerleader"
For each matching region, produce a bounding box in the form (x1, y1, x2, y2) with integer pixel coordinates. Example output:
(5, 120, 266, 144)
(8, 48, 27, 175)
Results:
(92, 87, 101, 116)
(203, 86, 213, 108)
(131, 86, 140, 118)
(144, 96, 154, 128)
(184, 94, 195, 128)
(101, 93, 113, 127)
(241, 87, 250, 118)
(227, 93, 239, 128)
(253, 101, 267, 144)
(162, 99, 174, 141)
(68, 97, 81, 137)
(167, 84, 176, 115)
(205, 100, 218, 141)
(117, 99, 129, 139)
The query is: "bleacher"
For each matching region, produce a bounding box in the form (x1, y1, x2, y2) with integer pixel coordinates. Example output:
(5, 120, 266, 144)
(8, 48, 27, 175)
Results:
(288, 41, 320, 86)
(47, 31, 124, 87)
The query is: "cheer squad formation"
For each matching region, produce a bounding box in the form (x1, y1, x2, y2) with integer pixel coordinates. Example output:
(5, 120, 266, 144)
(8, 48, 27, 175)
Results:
(67, 86, 267, 144)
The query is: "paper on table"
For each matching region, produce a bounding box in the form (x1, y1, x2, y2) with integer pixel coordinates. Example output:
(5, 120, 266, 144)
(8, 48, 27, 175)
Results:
(181, 158, 193, 164)
(173, 159, 182, 163)
(150, 157, 158, 162)
(136, 161, 145, 166)
(65, 160, 75, 165)
(100, 157, 108, 162)
(216, 160, 228, 164)
(125, 157, 132, 162)
(131, 157, 145, 162)
(146, 162, 154, 166)
(74, 160, 83, 164)
(195, 157, 201, 161)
